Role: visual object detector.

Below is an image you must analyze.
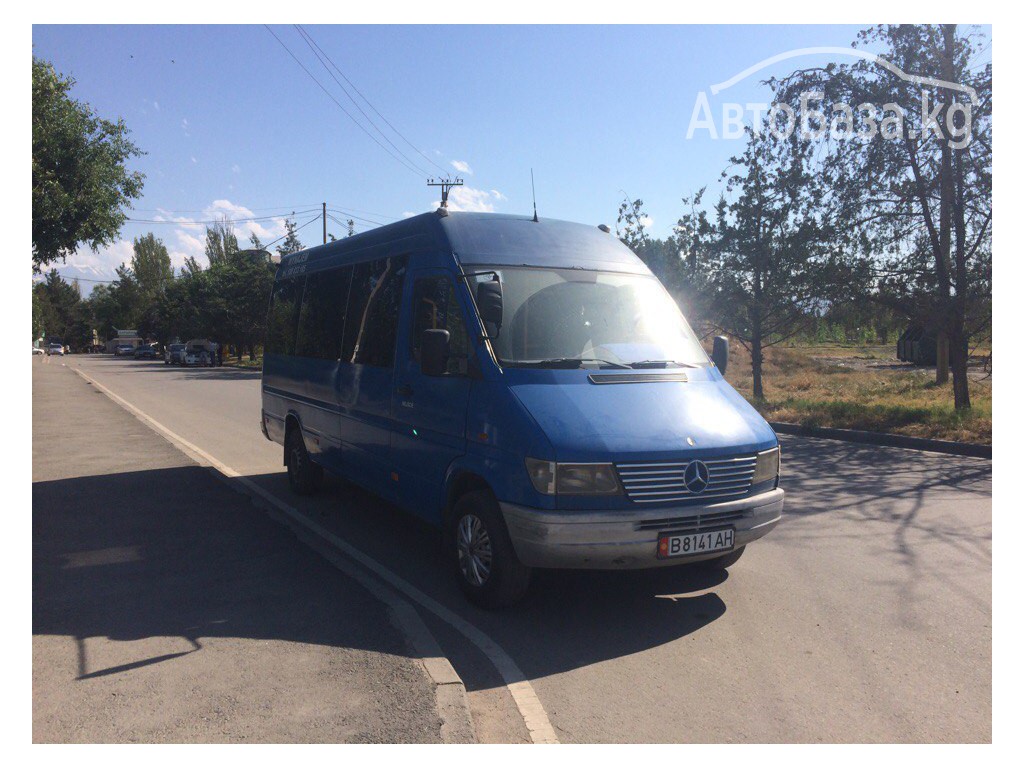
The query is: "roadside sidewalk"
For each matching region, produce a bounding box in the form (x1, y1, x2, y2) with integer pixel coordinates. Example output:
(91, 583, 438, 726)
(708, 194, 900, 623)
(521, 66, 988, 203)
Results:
(32, 358, 444, 743)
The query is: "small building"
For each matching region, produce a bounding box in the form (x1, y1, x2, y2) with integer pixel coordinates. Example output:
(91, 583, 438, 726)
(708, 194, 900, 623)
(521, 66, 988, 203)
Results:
(105, 329, 144, 353)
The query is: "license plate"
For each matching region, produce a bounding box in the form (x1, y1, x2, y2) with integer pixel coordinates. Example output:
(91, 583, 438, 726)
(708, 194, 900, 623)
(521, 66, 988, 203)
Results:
(658, 528, 734, 559)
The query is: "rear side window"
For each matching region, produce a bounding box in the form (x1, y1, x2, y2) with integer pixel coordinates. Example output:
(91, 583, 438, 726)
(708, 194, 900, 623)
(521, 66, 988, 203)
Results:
(296, 267, 353, 360)
(410, 276, 469, 375)
(343, 255, 408, 367)
(265, 277, 305, 355)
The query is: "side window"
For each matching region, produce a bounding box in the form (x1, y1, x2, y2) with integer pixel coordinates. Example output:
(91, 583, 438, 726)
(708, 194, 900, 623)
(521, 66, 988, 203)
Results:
(265, 276, 305, 356)
(410, 276, 469, 375)
(296, 266, 353, 360)
(342, 255, 408, 367)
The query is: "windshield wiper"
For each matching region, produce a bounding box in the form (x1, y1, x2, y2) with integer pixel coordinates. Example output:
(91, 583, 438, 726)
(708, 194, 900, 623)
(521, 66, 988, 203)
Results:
(511, 357, 631, 369)
(628, 359, 701, 369)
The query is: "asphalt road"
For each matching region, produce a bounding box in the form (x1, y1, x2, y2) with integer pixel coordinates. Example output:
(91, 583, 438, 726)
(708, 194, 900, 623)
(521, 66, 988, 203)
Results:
(32, 358, 444, 743)
(56, 355, 992, 743)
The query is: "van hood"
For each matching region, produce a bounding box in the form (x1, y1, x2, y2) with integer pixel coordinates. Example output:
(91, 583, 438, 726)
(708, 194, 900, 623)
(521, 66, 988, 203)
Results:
(506, 372, 776, 462)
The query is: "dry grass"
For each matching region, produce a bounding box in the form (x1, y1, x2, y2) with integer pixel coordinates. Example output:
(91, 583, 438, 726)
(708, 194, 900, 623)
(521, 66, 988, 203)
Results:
(718, 343, 992, 445)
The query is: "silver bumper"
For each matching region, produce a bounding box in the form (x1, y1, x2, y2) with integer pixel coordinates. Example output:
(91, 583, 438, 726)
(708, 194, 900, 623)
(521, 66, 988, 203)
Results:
(501, 488, 783, 569)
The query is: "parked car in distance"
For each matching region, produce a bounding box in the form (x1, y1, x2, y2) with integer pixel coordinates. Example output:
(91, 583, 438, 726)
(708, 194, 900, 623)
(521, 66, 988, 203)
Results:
(47, 342, 65, 356)
(165, 343, 186, 365)
(262, 211, 783, 608)
(183, 339, 216, 367)
(114, 344, 134, 357)
(32, 346, 44, 355)
(133, 343, 159, 360)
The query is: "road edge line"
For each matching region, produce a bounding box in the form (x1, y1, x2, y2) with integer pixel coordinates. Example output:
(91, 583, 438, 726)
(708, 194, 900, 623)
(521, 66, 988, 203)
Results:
(70, 363, 559, 744)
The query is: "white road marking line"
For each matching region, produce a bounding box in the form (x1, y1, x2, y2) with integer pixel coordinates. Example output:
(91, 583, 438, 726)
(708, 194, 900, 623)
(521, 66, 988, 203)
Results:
(70, 363, 559, 745)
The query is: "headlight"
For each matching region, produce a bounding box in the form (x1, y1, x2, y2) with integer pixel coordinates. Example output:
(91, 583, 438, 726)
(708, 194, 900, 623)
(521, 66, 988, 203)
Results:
(753, 447, 780, 484)
(524, 459, 622, 495)
(525, 458, 556, 495)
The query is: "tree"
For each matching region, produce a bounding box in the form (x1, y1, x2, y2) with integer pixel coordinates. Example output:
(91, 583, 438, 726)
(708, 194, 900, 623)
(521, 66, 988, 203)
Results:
(131, 233, 173, 295)
(776, 24, 992, 409)
(204, 219, 240, 265)
(33, 271, 91, 348)
(32, 57, 144, 272)
(701, 128, 842, 400)
(276, 217, 305, 257)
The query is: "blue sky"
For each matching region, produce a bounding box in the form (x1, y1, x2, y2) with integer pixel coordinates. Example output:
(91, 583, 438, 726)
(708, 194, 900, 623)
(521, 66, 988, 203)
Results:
(32, 24, 989, 287)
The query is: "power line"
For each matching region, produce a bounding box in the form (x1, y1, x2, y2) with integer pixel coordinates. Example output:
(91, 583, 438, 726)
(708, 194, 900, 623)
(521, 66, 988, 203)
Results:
(127, 209, 320, 226)
(326, 207, 388, 226)
(293, 25, 434, 178)
(262, 213, 323, 251)
(129, 203, 326, 214)
(297, 25, 450, 176)
(263, 25, 427, 178)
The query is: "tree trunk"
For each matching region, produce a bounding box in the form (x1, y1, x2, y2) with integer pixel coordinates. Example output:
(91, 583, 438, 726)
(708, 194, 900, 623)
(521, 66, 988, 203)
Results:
(949, 322, 971, 411)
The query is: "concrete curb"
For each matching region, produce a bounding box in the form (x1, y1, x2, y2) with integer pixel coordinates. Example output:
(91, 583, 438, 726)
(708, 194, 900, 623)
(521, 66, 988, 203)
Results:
(770, 422, 992, 459)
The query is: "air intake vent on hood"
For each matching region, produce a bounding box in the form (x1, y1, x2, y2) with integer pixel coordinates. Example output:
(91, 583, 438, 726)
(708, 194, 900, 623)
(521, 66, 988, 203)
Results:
(588, 372, 689, 384)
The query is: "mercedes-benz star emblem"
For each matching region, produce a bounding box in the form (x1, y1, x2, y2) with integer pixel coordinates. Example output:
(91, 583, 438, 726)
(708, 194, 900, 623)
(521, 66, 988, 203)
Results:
(683, 460, 711, 493)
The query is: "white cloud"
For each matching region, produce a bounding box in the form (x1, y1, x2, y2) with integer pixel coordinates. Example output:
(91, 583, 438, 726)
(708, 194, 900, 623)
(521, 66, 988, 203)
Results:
(491, 189, 508, 201)
(441, 186, 505, 213)
(63, 239, 135, 279)
(231, 164, 241, 174)
(190, 156, 198, 164)
(402, 211, 419, 218)
(153, 101, 160, 111)
(451, 160, 473, 175)
(181, 118, 190, 136)
(640, 215, 654, 228)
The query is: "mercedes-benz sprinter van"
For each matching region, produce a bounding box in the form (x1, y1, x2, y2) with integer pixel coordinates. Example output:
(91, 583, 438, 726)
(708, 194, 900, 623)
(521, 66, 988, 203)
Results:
(261, 211, 783, 607)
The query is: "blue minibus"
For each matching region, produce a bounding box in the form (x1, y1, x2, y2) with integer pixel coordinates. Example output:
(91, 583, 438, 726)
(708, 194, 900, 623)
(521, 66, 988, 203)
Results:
(261, 210, 783, 607)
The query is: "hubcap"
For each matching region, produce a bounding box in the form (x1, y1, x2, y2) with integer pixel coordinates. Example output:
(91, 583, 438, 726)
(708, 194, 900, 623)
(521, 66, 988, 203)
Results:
(456, 514, 493, 587)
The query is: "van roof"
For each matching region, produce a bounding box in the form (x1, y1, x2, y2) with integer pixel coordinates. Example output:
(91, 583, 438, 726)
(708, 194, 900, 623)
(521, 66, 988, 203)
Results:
(277, 211, 652, 276)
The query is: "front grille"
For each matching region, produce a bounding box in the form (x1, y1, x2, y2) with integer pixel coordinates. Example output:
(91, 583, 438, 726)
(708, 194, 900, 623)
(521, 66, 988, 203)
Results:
(616, 455, 757, 505)
(636, 508, 747, 532)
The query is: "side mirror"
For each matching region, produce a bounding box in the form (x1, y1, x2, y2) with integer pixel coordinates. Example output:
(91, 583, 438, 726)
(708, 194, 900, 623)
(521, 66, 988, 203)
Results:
(712, 336, 729, 375)
(420, 329, 451, 377)
(475, 277, 503, 337)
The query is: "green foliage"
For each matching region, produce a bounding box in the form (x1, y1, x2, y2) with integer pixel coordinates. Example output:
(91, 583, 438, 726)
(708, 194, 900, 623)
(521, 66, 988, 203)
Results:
(32, 56, 144, 272)
(276, 217, 305, 257)
(774, 24, 991, 410)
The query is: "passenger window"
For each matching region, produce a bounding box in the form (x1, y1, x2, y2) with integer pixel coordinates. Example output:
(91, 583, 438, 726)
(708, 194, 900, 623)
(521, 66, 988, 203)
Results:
(296, 267, 353, 360)
(265, 276, 305, 356)
(410, 276, 469, 375)
(342, 255, 408, 367)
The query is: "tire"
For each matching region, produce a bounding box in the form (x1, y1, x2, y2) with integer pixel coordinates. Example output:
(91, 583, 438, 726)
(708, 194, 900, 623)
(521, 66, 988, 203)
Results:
(450, 490, 531, 608)
(285, 426, 322, 495)
(701, 545, 745, 570)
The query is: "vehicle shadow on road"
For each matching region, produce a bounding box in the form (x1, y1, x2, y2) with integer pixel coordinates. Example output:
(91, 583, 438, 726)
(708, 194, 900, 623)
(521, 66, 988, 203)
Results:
(32, 465, 421, 682)
(250, 471, 732, 690)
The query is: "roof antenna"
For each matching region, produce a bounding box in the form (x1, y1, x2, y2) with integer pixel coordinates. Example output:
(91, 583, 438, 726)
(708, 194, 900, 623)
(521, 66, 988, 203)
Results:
(531, 169, 539, 222)
(428, 177, 463, 216)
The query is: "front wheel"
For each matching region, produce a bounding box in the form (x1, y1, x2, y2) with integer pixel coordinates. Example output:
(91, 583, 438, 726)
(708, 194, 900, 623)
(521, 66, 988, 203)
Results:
(451, 490, 531, 608)
(701, 545, 745, 570)
(285, 427, 322, 495)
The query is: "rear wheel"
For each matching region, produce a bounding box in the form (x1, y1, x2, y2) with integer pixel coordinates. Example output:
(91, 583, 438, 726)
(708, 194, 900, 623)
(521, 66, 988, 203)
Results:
(450, 490, 531, 608)
(701, 545, 745, 570)
(285, 426, 322, 495)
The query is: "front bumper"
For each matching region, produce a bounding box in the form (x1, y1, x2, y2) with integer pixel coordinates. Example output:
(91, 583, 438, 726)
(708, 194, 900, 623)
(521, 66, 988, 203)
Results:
(501, 488, 783, 569)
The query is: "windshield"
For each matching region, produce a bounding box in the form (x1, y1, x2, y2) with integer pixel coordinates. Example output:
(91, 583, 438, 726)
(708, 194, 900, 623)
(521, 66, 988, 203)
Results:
(471, 266, 708, 368)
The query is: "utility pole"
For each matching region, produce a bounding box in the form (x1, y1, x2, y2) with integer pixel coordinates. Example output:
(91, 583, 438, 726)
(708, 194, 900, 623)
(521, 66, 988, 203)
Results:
(322, 202, 327, 244)
(427, 178, 464, 210)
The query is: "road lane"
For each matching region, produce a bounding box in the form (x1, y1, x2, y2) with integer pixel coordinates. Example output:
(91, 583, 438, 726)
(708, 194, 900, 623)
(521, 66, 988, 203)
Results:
(67, 355, 992, 743)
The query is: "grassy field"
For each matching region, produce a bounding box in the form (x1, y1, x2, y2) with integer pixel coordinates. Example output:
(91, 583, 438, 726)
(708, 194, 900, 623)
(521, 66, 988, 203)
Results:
(720, 342, 992, 445)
